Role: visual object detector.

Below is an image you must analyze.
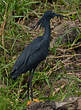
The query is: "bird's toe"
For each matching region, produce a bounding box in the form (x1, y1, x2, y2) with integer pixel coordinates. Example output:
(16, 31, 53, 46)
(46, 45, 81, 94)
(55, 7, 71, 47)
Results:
(33, 99, 40, 102)
(27, 100, 32, 106)
(27, 99, 40, 106)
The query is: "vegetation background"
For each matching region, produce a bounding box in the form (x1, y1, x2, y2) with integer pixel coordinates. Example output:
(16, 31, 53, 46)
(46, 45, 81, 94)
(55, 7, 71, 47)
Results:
(0, 0, 81, 110)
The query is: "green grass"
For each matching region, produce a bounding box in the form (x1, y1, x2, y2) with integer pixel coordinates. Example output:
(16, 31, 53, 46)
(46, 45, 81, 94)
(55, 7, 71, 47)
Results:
(0, 0, 81, 110)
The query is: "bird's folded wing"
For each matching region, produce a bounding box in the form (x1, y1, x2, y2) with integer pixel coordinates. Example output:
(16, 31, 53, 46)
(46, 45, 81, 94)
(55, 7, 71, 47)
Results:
(12, 36, 43, 72)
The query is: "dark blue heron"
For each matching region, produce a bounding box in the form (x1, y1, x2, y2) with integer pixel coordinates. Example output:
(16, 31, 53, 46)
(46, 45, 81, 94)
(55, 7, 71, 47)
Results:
(10, 11, 66, 101)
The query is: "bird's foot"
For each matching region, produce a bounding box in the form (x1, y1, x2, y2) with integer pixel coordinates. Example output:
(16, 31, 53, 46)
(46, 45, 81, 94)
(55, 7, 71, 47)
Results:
(27, 100, 32, 106)
(33, 99, 40, 102)
(27, 99, 40, 106)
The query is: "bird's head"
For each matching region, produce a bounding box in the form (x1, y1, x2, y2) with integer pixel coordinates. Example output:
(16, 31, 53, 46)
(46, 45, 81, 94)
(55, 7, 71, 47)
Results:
(33, 10, 67, 29)
(43, 11, 57, 20)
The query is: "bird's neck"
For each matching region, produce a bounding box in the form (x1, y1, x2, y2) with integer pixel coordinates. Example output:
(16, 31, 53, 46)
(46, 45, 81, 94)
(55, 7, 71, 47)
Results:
(43, 21, 51, 40)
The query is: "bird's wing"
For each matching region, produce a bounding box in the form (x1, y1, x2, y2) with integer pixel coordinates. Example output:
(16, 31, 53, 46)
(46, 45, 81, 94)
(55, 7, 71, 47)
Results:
(26, 39, 49, 69)
(11, 36, 43, 73)
(12, 45, 30, 72)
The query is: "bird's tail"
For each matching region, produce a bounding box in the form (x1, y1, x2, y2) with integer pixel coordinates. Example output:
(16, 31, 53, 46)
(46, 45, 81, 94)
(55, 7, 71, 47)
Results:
(10, 69, 18, 80)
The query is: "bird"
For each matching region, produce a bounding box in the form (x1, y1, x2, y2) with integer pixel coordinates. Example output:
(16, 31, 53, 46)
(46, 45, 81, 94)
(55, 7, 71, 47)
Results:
(10, 11, 66, 102)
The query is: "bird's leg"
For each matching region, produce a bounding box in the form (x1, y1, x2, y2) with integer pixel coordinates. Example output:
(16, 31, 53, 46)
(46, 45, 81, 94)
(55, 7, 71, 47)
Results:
(27, 70, 34, 100)
(27, 78, 30, 100)
(30, 70, 40, 102)
(30, 70, 34, 100)
(27, 70, 34, 106)
(27, 70, 40, 105)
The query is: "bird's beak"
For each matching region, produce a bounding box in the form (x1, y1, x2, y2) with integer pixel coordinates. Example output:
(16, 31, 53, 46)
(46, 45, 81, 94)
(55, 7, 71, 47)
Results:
(53, 13, 67, 19)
